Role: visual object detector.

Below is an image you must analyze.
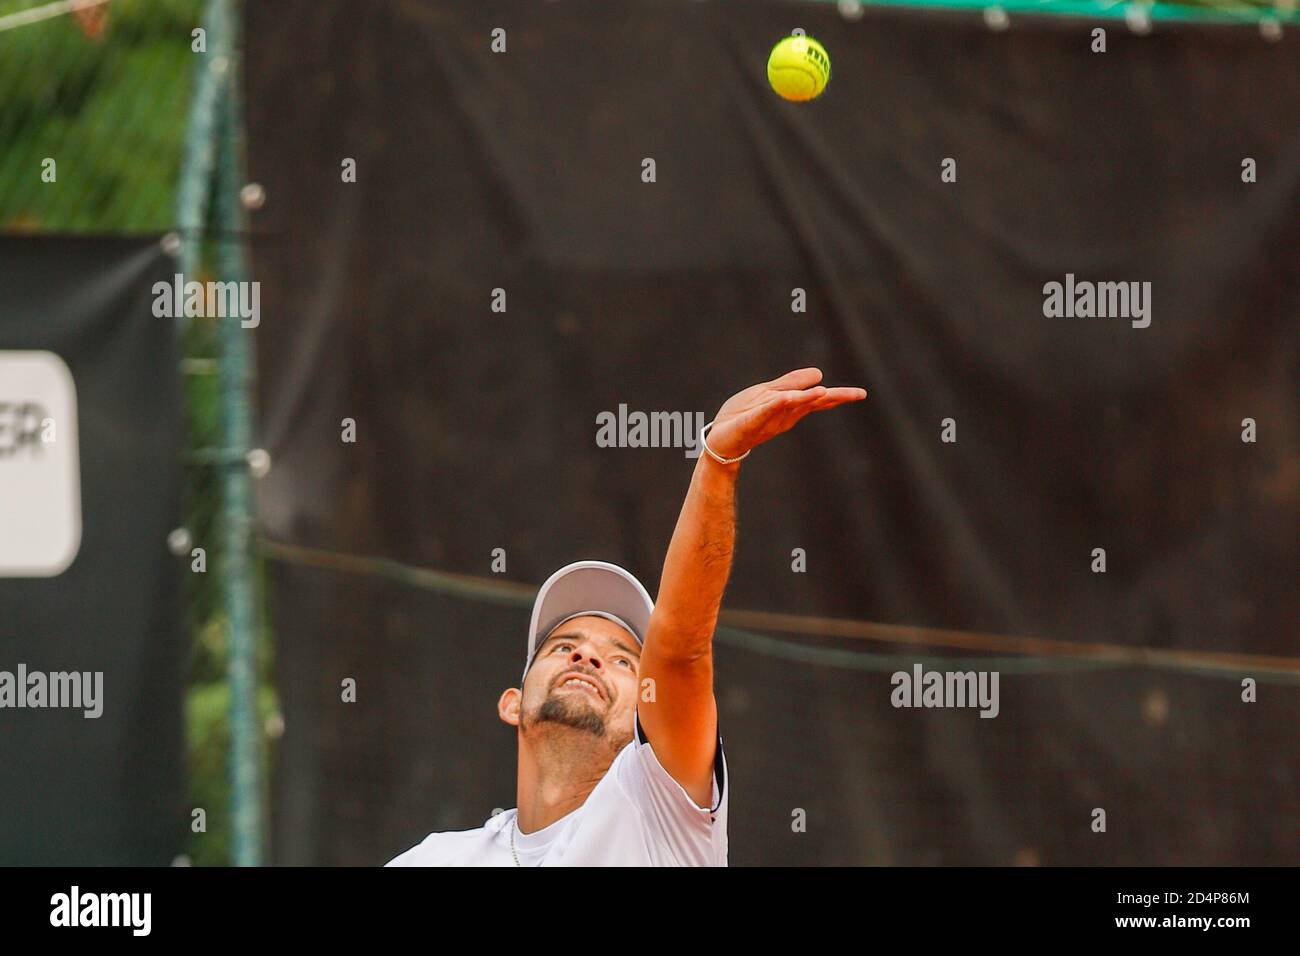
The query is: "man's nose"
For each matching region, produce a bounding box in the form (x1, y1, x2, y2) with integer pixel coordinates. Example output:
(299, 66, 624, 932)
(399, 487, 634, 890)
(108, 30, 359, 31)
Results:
(569, 648, 602, 669)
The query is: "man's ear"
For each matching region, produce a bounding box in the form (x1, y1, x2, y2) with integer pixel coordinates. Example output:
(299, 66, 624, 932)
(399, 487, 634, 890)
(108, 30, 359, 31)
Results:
(498, 687, 522, 727)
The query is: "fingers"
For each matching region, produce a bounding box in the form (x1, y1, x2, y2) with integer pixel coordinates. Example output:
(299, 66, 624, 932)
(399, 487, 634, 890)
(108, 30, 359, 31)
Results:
(782, 385, 828, 404)
(717, 379, 867, 454)
(791, 387, 867, 423)
(726, 378, 864, 433)
(765, 383, 864, 428)
(750, 386, 826, 412)
(809, 390, 866, 414)
(767, 367, 823, 391)
(780, 385, 864, 413)
(727, 387, 825, 436)
(765, 370, 865, 408)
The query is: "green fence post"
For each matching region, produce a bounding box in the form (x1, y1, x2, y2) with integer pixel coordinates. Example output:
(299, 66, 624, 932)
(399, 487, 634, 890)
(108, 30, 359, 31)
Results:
(178, 0, 264, 866)
(213, 0, 263, 867)
(176, 0, 230, 289)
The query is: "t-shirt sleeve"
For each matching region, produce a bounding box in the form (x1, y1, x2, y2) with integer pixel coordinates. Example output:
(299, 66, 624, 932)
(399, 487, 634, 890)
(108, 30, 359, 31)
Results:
(385, 844, 420, 866)
(384, 833, 439, 866)
(612, 711, 728, 866)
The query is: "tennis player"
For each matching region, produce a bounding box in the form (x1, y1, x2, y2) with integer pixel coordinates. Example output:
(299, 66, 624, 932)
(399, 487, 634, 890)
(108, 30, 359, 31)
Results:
(387, 368, 866, 865)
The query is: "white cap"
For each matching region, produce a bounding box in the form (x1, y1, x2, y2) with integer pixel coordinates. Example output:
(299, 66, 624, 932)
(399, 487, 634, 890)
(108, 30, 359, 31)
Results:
(523, 560, 654, 682)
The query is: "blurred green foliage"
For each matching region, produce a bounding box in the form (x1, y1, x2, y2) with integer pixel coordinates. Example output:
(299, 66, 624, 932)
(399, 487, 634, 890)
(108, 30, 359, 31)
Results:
(0, 0, 203, 231)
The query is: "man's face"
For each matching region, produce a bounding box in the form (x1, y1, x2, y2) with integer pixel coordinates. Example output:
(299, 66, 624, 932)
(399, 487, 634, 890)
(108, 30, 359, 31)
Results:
(516, 615, 641, 746)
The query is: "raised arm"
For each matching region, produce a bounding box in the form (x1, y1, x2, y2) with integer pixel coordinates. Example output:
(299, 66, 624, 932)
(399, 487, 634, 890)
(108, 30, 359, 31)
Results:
(636, 368, 867, 805)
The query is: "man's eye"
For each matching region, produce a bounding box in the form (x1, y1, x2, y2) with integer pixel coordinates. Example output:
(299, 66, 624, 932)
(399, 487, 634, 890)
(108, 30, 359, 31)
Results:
(554, 644, 573, 653)
(616, 658, 632, 668)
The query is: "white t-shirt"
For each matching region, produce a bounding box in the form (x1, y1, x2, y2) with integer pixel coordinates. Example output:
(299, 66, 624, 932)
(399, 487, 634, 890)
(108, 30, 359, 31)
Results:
(386, 718, 728, 867)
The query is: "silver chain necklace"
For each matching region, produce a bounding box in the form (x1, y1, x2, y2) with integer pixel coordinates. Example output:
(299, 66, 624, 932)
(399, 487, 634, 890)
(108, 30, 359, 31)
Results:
(509, 815, 522, 866)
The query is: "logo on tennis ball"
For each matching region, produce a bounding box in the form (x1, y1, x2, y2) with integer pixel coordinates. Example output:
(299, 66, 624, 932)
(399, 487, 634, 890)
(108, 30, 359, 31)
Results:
(767, 35, 831, 102)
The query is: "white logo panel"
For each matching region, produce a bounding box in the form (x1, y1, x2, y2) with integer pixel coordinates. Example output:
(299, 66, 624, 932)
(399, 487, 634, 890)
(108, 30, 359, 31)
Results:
(0, 351, 82, 576)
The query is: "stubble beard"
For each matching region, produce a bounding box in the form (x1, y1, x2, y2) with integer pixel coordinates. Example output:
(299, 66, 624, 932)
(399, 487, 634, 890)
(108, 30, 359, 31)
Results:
(532, 692, 609, 738)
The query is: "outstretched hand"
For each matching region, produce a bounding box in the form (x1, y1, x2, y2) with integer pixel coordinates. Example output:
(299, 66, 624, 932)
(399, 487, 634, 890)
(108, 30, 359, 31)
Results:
(705, 367, 867, 461)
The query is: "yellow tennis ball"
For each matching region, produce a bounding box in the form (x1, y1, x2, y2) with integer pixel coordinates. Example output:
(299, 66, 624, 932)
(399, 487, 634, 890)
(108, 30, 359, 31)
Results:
(767, 35, 831, 102)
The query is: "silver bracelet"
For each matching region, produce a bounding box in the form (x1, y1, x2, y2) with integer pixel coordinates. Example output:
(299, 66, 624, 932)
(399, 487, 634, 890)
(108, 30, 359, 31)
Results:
(699, 420, 750, 465)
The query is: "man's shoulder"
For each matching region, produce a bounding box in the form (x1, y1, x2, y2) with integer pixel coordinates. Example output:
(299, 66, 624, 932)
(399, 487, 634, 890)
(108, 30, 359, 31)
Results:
(384, 814, 509, 866)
